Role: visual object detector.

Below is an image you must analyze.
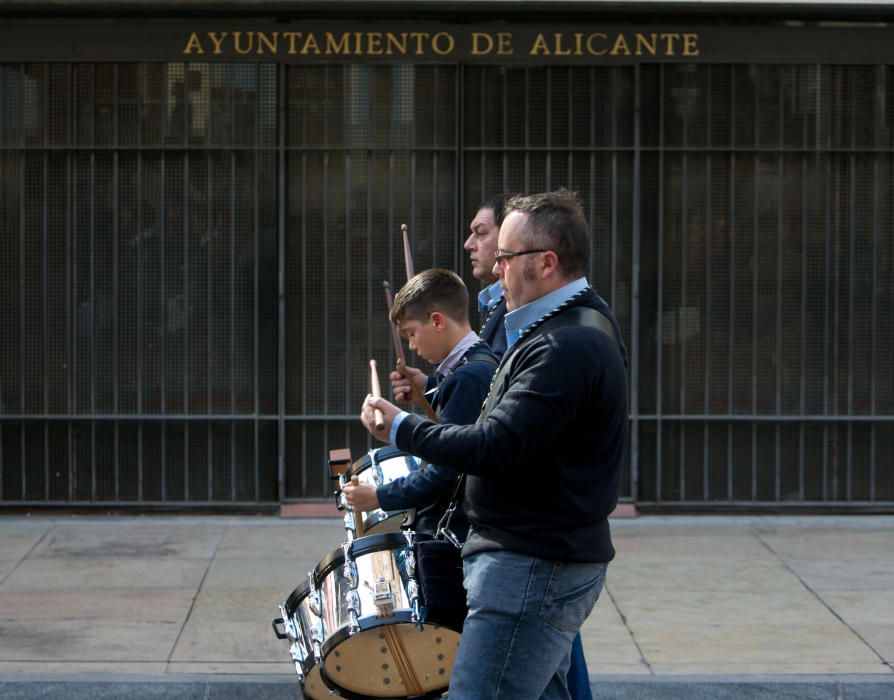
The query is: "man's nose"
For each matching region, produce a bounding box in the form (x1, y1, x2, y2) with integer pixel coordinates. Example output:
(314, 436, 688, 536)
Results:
(463, 234, 474, 251)
(493, 260, 503, 278)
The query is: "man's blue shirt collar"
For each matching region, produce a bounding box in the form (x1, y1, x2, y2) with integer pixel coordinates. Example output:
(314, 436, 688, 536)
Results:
(504, 278, 589, 349)
(477, 281, 504, 312)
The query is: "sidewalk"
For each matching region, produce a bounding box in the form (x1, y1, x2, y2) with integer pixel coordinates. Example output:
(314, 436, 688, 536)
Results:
(0, 514, 892, 699)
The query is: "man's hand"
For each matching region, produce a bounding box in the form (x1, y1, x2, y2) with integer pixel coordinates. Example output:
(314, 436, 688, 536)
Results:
(390, 365, 427, 404)
(342, 481, 380, 512)
(361, 394, 401, 443)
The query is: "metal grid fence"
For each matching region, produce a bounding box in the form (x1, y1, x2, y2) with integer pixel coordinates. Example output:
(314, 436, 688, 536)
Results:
(1, 61, 891, 508)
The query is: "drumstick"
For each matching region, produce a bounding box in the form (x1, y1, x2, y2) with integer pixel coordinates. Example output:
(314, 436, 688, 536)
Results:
(350, 475, 364, 537)
(370, 359, 385, 431)
(401, 223, 415, 280)
(383, 281, 440, 423)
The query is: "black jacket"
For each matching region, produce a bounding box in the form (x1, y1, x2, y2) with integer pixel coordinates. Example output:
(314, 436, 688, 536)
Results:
(479, 296, 508, 359)
(395, 288, 628, 563)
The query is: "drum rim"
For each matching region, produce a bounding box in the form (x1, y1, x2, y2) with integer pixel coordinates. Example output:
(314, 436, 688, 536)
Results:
(345, 445, 412, 480)
(299, 664, 328, 700)
(314, 531, 416, 583)
(283, 579, 311, 618)
(318, 615, 455, 700)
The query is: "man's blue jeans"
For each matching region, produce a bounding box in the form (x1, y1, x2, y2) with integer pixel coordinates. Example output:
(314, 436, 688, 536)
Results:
(448, 550, 607, 700)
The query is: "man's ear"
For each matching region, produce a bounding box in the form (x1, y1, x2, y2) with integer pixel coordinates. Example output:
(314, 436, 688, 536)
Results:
(429, 311, 447, 330)
(541, 250, 560, 279)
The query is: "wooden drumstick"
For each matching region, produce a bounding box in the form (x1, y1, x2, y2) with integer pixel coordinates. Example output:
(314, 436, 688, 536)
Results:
(401, 223, 415, 280)
(370, 359, 385, 431)
(350, 475, 364, 537)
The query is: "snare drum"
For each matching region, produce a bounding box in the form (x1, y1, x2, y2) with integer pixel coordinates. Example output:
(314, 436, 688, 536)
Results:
(314, 532, 461, 699)
(273, 579, 328, 700)
(345, 446, 421, 534)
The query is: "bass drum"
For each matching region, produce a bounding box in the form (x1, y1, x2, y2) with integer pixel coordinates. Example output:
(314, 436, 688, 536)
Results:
(345, 446, 421, 535)
(275, 580, 328, 700)
(314, 532, 461, 699)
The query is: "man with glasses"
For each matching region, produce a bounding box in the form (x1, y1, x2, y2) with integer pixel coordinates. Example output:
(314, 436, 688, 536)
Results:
(361, 189, 628, 700)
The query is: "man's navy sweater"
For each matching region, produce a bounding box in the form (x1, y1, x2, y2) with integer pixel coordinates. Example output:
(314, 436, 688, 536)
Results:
(395, 288, 628, 563)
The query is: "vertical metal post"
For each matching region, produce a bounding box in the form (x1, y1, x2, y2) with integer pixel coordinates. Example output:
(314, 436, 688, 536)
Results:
(279, 63, 289, 502)
(629, 63, 641, 502)
(655, 65, 665, 501)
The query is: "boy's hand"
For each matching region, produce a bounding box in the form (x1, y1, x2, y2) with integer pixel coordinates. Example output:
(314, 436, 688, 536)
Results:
(390, 365, 427, 404)
(342, 481, 380, 512)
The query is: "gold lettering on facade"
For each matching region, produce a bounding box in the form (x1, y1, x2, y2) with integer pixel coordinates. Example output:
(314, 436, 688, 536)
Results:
(208, 32, 228, 55)
(302, 33, 321, 55)
(386, 33, 409, 55)
(586, 33, 608, 56)
(553, 33, 572, 56)
(325, 32, 350, 54)
(232, 31, 253, 55)
(183, 32, 205, 54)
(635, 33, 657, 56)
(283, 31, 301, 54)
(257, 31, 278, 54)
(497, 32, 513, 55)
(471, 32, 494, 55)
(367, 32, 383, 55)
(181, 28, 699, 60)
(661, 32, 681, 55)
(431, 32, 454, 55)
(530, 33, 549, 55)
(611, 34, 631, 56)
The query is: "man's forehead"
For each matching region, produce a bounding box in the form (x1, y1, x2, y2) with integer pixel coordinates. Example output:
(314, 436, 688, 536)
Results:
(471, 208, 496, 229)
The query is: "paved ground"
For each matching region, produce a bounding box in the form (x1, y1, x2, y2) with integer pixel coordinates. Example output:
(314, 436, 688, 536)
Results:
(0, 514, 892, 698)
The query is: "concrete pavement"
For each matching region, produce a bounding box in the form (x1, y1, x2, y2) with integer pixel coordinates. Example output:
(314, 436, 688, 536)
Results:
(0, 514, 892, 698)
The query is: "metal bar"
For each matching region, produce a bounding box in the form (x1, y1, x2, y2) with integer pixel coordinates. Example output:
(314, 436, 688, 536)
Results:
(589, 66, 595, 284)
(66, 63, 74, 503)
(775, 75, 784, 502)
(545, 67, 551, 190)
(727, 64, 736, 501)
(9, 143, 894, 155)
(822, 101, 832, 500)
(869, 66, 882, 501)
(5, 413, 888, 423)
(799, 67, 808, 502)
(629, 63, 641, 502)
(136, 81, 144, 502)
(206, 146, 213, 501)
(656, 64, 665, 502)
(751, 75, 759, 501)
(254, 63, 261, 502)
(703, 64, 712, 500)
(298, 68, 308, 494)
(524, 67, 530, 190)
(231, 69, 239, 502)
(161, 145, 167, 501)
(846, 76, 856, 501)
(183, 144, 190, 500)
(611, 66, 619, 312)
(679, 71, 688, 502)
(90, 63, 97, 501)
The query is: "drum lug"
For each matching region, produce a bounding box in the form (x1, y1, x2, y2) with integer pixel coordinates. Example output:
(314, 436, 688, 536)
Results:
(271, 616, 289, 640)
(373, 462, 384, 485)
(373, 578, 395, 618)
(342, 560, 359, 589)
(345, 589, 362, 634)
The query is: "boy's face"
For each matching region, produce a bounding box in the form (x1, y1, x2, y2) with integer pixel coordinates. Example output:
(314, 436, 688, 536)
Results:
(399, 314, 449, 364)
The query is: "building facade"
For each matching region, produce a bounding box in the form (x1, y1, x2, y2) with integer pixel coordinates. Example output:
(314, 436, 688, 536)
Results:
(1, 2, 892, 510)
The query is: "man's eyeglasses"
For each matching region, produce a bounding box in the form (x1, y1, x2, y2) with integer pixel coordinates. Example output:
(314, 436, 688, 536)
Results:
(493, 248, 547, 263)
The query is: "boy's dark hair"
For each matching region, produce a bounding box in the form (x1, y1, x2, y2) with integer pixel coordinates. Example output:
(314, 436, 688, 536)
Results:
(505, 188, 590, 278)
(479, 193, 511, 227)
(390, 269, 470, 325)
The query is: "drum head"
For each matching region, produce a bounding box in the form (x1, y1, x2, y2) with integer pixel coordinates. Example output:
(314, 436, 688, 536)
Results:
(322, 623, 460, 699)
(301, 665, 328, 700)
